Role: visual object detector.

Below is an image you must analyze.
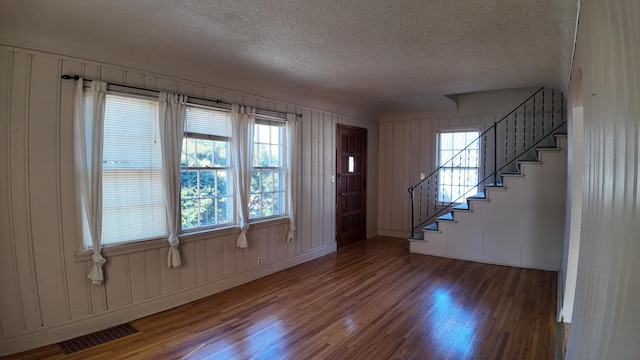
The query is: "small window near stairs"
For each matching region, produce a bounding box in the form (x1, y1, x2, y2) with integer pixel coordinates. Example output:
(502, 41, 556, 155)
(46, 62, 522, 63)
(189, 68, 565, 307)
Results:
(437, 130, 481, 203)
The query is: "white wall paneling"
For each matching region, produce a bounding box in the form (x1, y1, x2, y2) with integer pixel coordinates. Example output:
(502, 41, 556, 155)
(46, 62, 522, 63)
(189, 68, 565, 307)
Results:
(0, 46, 378, 355)
(4, 51, 43, 334)
(564, 1, 640, 359)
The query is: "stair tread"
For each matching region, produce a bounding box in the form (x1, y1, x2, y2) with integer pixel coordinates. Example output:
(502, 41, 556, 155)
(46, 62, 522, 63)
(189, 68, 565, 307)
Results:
(468, 192, 486, 199)
(437, 212, 454, 221)
(423, 223, 438, 231)
(452, 203, 470, 210)
(409, 233, 424, 240)
(518, 160, 543, 164)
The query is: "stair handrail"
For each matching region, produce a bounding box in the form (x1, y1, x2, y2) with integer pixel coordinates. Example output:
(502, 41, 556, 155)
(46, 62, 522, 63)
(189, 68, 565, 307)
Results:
(413, 122, 567, 229)
(408, 87, 565, 238)
(408, 87, 544, 192)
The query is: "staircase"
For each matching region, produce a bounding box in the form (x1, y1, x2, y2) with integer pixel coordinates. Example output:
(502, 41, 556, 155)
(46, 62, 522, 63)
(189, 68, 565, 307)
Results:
(407, 88, 567, 271)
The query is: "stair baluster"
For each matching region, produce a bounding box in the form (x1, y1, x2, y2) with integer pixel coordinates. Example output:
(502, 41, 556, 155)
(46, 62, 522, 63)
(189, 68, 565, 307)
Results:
(408, 87, 567, 238)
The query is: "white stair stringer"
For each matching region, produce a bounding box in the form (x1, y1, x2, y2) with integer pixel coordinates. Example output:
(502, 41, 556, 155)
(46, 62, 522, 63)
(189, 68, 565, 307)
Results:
(409, 134, 567, 271)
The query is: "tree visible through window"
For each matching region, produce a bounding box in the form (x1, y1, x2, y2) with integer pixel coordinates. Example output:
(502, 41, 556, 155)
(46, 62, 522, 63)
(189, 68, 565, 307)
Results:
(180, 107, 234, 230)
(437, 130, 480, 203)
(85, 90, 292, 247)
(250, 121, 286, 218)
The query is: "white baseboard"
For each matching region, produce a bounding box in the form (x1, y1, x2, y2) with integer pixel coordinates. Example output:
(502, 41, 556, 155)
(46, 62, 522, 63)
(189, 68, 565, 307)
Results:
(0, 243, 336, 356)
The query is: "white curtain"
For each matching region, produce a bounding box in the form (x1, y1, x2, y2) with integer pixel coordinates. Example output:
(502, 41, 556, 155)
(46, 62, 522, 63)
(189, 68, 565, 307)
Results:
(286, 113, 299, 242)
(74, 79, 107, 285)
(231, 105, 255, 248)
(159, 92, 187, 267)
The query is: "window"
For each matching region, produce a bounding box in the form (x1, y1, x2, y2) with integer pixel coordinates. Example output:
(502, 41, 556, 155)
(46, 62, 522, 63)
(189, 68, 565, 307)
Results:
(101, 94, 166, 244)
(437, 130, 480, 203)
(180, 106, 234, 231)
(250, 120, 286, 219)
(81, 89, 292, 249)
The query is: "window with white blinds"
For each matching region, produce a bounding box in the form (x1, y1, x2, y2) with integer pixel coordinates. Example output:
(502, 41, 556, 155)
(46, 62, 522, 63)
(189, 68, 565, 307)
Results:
(101, 94, 167, 244)
(180, 106, 234, 231)
(184, 106, 231, 137)
(83, 90, 292, 248)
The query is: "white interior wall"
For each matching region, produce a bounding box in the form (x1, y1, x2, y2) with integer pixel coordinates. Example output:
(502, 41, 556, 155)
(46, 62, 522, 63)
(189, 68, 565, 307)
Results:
(0, 45, 378, 355)
(565, 1, 640, 359)
(377, 88, 561, 238)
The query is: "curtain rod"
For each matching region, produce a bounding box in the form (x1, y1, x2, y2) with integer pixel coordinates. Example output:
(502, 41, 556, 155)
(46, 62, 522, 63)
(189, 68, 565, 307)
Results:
(61, 75, 303, 118)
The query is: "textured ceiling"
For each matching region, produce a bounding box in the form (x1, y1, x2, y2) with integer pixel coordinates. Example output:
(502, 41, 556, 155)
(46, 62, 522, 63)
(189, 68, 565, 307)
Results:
(0, 0, 577, 119)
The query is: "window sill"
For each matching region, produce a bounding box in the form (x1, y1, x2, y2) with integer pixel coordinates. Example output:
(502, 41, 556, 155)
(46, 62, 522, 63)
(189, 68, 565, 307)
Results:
(249, 216, 290, 228)
(75, 217, 290, 262)
(75, 237, 169, 262)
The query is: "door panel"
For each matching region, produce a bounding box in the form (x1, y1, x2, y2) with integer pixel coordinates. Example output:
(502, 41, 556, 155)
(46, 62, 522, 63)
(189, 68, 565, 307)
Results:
(336, 125, 367, 248)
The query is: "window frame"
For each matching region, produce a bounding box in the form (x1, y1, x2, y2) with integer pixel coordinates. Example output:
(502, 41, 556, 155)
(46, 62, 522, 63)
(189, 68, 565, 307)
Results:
(179, 104, 236, 233)
(249, 118, 288, 221)
(435, 127, 482, 204)
(78, 85, 292, 253)
(180, 133, 235, 233)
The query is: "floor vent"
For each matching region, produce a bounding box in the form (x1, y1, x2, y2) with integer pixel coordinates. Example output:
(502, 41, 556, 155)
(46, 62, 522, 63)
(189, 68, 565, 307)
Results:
(58, 323, 139, 354)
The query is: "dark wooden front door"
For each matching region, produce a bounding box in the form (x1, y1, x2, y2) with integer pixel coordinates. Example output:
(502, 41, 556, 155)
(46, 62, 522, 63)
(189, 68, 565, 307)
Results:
(336, 125, 367, 248)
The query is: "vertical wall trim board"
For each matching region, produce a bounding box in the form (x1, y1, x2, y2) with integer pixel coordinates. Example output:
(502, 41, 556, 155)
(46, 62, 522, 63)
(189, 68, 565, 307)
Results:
(319, 113, 325, 245)
(318, 113, 332, 246)
(204, 241, 210, 281)
(23, 54, 45, 328)
(156, 248, 163, 295)
(179, 251, 185, 290)
(55, 59, 72, 321)
(195, 239, 201, 280)
(85, 262, 94, 314)
(144, 251, 150, 298)
(323, 115, 332, 244)
(3, 50, 27, 333)
(313, 111, 320, 249)
(126, 255, 133, 304)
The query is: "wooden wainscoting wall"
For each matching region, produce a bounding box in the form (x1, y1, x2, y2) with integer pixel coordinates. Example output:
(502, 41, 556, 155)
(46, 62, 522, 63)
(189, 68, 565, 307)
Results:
(0, 45, 379, 355)
(8, 236, 558, 360)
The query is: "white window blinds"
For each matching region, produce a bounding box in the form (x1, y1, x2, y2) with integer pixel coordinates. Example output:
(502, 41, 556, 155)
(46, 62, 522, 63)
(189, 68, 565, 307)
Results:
(102, 94, 166, 244)
(185, 106, 231, 138)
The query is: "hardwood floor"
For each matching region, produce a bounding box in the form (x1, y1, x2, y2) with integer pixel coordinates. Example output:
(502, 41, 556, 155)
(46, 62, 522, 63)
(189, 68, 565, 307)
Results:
(5, 236, 557, 360)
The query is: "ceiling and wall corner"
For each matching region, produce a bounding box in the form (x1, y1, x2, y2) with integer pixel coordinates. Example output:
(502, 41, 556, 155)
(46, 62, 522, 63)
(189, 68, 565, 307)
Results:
(0, 0, 577, 120)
